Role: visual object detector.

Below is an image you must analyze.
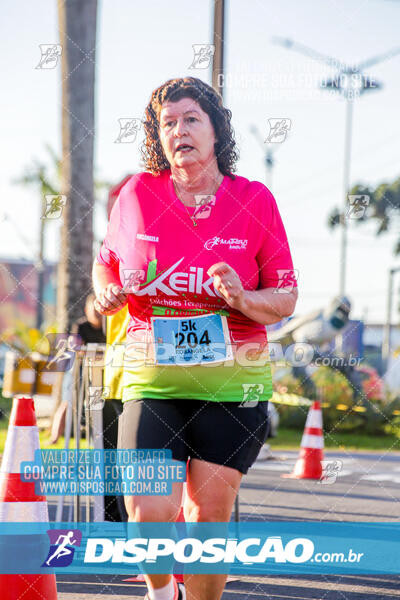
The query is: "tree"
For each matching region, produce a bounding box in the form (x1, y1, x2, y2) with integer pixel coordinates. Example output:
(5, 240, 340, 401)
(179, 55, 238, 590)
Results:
(57, 0, 98, 332)
(13, 145, 60, 329)
(328, 176, 400, 255)
(15, 144, 110, 330)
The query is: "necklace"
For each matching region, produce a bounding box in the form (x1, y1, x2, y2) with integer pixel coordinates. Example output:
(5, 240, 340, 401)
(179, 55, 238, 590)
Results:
(172, 174, 223, 227)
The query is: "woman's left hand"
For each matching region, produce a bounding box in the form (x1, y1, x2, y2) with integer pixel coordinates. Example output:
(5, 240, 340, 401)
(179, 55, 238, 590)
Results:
(207, 262, 246, 311)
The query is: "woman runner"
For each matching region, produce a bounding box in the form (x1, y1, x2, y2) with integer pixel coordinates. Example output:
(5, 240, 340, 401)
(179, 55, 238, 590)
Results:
(93, 77, 298, 600)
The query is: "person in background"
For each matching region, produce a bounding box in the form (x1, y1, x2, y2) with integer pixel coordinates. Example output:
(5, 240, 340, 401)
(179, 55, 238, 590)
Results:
(50, 294, 126, 521)
(70, 293, 106, 343)
(102, 306, 130, 522)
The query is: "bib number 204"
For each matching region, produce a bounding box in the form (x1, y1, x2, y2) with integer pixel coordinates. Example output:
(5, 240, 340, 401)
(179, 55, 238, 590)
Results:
(175, 320, 211, 348)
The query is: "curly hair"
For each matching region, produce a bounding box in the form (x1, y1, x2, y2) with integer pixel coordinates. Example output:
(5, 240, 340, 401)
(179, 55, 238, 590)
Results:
(140, 77, 238, 179)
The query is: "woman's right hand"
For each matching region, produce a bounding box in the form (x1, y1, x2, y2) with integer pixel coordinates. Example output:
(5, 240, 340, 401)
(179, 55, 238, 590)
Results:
(94, 283, 128, 315)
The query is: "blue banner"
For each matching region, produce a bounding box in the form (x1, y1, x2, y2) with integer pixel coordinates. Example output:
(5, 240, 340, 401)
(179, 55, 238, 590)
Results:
(0, 522, 399, 575)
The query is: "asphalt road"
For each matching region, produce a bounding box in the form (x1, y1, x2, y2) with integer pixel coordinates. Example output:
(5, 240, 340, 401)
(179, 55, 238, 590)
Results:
(53, 449, 400, 599)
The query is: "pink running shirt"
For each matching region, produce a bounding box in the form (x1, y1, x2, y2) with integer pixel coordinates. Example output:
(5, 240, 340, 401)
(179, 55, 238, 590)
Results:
(96, 169, 297, 403)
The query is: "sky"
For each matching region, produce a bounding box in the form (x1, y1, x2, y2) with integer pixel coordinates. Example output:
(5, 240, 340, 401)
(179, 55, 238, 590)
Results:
(1, 0, 399, 324)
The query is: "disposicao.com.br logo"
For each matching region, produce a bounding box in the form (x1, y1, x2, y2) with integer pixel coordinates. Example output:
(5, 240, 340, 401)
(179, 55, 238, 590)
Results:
(0, 522, 389, 576)
(85, 535, 321, 565)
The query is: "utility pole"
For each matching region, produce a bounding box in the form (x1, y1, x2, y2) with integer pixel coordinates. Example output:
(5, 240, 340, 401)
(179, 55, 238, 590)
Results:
(36, 199, 46, 329)
(213, 0, 243, 524)
(339, 97, 353, 298)
(212, 0, 225, 98)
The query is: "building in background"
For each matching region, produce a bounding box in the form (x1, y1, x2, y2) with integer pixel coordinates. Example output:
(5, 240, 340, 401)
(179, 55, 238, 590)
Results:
(327, 319, 364, 359)
(0, 259, 56, 331)
(363, 323, 400, 390)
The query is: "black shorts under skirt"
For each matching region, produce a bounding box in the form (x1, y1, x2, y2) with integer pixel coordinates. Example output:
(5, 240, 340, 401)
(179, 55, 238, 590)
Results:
(118, 398, 269, 475)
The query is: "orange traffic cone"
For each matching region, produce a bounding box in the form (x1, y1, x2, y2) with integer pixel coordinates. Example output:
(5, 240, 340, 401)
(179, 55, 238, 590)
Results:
(283, 400, 324, 480)
(0, 396, 57, 599)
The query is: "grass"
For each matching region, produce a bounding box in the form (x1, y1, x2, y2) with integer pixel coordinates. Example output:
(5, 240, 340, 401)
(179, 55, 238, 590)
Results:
(0, 392, 67, 454)
(0, 420, 66, 453)
(270, 427, 400, 452)
(0, 425, 66, 453)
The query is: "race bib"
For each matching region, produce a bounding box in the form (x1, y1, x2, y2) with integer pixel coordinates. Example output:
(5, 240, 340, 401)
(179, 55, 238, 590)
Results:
(150, 313, 233, 366)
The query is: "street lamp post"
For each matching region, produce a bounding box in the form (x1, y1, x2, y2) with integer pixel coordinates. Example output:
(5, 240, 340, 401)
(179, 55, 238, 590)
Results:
(249, 124, 276, 189)
(272, 38, 400, 354)
(340, 96, 353, 298)
(323, 73, 380, 297)
(272, 37, 400, 298)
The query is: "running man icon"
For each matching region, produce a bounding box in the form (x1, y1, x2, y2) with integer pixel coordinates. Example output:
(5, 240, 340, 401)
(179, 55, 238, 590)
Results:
(42, 529, 82, 568)
(46, 531, 76, 565)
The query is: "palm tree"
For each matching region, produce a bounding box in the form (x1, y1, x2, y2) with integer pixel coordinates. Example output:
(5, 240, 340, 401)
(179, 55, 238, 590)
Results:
(57, 0, 98, 331)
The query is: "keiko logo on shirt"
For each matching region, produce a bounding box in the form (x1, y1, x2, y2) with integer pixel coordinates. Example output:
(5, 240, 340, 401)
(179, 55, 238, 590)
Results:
(135, 258, 223, 298)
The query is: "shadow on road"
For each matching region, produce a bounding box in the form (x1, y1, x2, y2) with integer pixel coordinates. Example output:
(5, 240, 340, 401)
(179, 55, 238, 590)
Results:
(56, 573, 400, 599)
